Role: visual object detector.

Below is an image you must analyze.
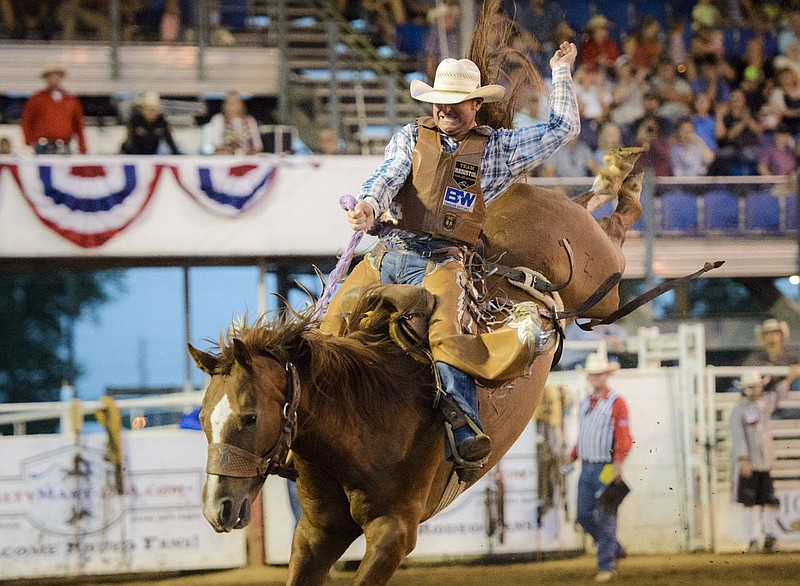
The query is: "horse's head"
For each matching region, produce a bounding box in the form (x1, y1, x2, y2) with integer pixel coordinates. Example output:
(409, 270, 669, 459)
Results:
(188, 339, 299, 533)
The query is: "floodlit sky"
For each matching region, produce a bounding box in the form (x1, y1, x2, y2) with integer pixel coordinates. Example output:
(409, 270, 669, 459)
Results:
(73, 266, 320, 400)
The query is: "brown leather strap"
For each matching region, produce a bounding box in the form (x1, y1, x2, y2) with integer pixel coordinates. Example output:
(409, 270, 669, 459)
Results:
(577, 261, 725, 331)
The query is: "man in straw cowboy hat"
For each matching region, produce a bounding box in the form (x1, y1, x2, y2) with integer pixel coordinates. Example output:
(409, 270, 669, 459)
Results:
(744, 318, 799, 372)
(567, 352, 632, 582)
(730, 367, 797, 552)
(321, 20, 579, 481)
(21, 63, 87, 154)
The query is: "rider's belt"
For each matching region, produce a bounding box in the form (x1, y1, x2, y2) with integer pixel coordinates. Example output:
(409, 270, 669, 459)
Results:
(379, 242, 465, 260)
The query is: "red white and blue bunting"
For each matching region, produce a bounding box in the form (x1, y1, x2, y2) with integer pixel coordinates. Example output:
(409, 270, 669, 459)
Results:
(0, 156, 280, 248)
(169, 158, 278, 217)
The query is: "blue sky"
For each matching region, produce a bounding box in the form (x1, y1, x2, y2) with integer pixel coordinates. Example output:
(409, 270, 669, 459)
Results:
(73, 266, 321, 400)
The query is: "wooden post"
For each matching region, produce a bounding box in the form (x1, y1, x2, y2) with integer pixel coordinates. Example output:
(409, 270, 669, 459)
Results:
(246, 491, 266, 566)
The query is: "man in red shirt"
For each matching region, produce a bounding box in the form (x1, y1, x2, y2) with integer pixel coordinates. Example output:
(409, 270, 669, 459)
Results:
(21, 64, 87, 154)
(570, 352, 633, 582)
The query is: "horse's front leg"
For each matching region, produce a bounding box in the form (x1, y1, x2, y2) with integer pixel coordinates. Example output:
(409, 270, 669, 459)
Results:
(286, 514, 360, 586)
(351, 512, 421, 586)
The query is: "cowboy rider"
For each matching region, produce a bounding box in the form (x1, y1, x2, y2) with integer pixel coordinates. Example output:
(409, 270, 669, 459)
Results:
(321, 41, 580, 481)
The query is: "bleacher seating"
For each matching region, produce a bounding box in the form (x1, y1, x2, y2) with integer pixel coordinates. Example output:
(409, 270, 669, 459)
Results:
(703, 189, 740, 233)
(659, 189, 698, 233)
(785, 193, 798, 231)
(745, 190, 781, 233)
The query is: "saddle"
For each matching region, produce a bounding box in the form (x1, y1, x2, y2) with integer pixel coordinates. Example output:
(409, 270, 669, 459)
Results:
(337, 284, 435, 362)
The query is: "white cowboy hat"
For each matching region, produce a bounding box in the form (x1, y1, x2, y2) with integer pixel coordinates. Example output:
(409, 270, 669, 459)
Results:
(410, 58, 506, 104)
(41, 63, 66, 78)
(137, 91, 162, 109)
(579, 352, 620, 375)
(734, 370, 766, 389)
(755, 318, 789, 339)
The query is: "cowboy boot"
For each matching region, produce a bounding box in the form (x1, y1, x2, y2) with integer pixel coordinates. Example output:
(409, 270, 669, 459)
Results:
(436, 363, 492, 481)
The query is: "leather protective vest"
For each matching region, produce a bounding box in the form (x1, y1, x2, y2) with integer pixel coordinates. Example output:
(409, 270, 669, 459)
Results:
(395, 117, 490, 246)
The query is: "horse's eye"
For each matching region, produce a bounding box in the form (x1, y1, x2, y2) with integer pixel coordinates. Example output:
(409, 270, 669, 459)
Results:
(242, 414, 257, 426)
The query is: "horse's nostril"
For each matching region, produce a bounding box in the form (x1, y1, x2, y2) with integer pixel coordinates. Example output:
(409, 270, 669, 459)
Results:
(219, 497, 235, 525)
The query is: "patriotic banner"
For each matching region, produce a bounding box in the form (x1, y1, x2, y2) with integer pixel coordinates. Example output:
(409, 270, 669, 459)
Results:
(8, 157, 163, 248)
(169, 157, 278, 217)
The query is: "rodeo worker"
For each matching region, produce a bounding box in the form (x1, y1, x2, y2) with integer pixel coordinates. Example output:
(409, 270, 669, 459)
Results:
(569, 352, 633, 583)
(729, 367, 797, 552)
(320, 40, 580, 482)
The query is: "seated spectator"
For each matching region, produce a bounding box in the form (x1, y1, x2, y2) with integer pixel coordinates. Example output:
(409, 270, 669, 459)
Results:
(0, 136, 11, 154)
(667, 20, 688, 68)
(204, 91, 262, 155)
(733, 37, 773, 89)
(633, 116, 672, 176)
(160, 0, 181, 43)
(627, 90, 672, 145)
(625, 16, 664, 73)
(578, 14, 620, 75)
(768, 67, 800, 138)
(58, 0, 110, 41)
(740, 66, 769, 116)
(609, 56, 647, 140)
(778, 10, 800, 55)
(649, 59, 693, 132)
(713, 89, 763, 175)
(594, 121, 622, 166)
(21, 64, 87, 154)
(574, 63, 613, 148)
(670, 117, 715, 176)
(758, 124, 798, 176)
(540, 135, 599, 179)
(690, 53, 731, 106)
(120, 92, 180, 155)
(692, 92, 718, 153)
(691, 0, 721, 31)
(773, 41, 800, 79)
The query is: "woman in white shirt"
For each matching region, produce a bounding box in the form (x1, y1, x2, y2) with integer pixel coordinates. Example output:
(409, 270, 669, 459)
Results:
(204, 91, 262, 155)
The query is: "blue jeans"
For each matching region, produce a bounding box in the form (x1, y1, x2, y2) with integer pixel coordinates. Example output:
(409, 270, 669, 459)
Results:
(576, 461, 622, 572)
(378, 249, 482, 449)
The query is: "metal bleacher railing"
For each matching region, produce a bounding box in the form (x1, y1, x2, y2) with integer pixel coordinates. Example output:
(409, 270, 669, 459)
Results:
(527, 172, 800, 280)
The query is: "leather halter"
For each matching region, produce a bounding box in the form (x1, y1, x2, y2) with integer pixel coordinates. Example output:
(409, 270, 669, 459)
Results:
(205, 359, 301, 481)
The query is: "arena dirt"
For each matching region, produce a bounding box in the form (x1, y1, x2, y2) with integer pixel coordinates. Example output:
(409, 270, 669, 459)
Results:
(10, 552, 800, 585)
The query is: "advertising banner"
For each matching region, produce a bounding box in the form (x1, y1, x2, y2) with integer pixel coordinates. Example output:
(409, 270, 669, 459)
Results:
(0, 429, 246, 579)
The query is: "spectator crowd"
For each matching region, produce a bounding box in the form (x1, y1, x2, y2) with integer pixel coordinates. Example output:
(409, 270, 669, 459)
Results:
(5, 0, 800, 173)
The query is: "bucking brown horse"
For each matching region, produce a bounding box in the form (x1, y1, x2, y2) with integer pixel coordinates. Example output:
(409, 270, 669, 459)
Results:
(188, 148, 643, 585)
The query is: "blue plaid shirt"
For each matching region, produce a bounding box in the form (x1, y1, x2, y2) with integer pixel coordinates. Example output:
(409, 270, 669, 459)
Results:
(359, 63, 580, 230)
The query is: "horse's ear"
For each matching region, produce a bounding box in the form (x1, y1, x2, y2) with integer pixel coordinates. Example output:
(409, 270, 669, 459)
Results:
(187, 344, 219, 374)
(232, 338, 253, 371)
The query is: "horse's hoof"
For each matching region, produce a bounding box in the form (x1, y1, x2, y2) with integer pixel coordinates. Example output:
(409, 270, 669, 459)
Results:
(456, 433, 492, 462)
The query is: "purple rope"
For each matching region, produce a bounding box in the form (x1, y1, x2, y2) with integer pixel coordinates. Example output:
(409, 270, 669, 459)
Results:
(310, 195, 363, 323)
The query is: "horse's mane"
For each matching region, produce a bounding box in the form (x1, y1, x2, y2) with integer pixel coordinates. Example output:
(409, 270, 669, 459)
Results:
(212, 305, 428, 430)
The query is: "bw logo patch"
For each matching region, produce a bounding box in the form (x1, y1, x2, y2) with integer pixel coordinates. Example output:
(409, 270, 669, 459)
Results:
(453, 161, 478, 188)
(443, 186, 477, 212)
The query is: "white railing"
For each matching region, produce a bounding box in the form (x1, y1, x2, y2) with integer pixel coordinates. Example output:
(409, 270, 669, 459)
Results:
(0, 392, 204, 436)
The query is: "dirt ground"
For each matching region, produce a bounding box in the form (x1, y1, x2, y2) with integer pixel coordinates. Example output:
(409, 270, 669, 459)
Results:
(9, 552, 800, 586)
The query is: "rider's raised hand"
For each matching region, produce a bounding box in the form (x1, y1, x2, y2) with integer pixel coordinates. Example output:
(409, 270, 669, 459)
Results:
(347, 200, 375, 232)
(550, 41, 578, 70)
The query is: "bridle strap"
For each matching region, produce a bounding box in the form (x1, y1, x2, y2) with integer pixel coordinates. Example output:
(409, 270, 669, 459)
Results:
(206, 361, 301, 481)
